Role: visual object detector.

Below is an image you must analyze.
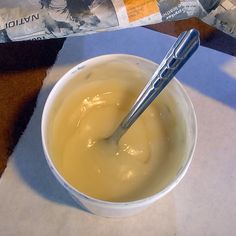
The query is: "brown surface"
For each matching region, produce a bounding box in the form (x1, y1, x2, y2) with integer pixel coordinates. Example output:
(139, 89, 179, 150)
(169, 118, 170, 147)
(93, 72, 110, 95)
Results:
(0, 18, 235, 176)
(0, 39, 64, 175)
(148, 17, 216, 41)
(0, 69, 44, 174)
(147, 18, 236, 56)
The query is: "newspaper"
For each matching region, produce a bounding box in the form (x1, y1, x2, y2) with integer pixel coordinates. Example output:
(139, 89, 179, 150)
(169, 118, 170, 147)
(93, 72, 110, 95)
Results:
(0, 0, 235, 43)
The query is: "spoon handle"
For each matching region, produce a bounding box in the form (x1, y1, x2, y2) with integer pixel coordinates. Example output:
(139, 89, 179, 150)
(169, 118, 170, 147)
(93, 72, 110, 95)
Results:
(111, 29, 200, 142)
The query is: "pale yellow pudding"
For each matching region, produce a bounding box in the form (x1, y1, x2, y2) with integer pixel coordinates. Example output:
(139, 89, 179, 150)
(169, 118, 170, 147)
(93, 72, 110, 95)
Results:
(48, 61, 186, 202)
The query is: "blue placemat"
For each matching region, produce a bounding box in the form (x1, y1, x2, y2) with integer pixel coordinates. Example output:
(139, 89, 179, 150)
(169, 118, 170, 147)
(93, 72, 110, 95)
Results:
(57, 27, 236, 110)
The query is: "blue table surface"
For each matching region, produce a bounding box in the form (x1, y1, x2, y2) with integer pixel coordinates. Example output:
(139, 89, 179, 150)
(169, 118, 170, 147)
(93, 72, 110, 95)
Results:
(57, 27, 236, 111)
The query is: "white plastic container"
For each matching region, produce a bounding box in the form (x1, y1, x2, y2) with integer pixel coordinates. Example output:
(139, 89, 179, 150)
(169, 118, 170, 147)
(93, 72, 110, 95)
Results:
(41, 54, 197, 217)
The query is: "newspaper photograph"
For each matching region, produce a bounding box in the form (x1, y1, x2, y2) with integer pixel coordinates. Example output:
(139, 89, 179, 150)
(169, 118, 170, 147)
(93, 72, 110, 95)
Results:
(0, 0, 235, 43)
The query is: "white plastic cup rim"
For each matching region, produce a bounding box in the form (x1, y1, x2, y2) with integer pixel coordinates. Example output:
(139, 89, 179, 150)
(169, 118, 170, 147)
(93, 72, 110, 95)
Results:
(41, 54, 197, 217)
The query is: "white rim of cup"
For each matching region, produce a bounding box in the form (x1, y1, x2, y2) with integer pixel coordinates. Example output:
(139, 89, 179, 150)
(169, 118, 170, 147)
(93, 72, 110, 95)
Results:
(41, 54, 197, 207)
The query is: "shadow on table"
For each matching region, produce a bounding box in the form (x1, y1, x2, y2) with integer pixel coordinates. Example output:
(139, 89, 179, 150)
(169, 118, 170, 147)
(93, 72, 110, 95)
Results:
(12, 84, 89, 212)
(178, 53, 236, 110)
(54, 28, 236, 110)
(0, 38, 65, 72)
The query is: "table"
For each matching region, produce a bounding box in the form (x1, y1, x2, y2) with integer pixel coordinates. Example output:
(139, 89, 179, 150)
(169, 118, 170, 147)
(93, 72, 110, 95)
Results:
(0, 18, 236, 176)
(0, 24, 235, 236)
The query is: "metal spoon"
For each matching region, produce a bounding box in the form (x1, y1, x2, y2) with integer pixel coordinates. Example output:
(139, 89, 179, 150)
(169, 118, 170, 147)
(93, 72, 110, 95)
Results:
(107, 29, 200, 144)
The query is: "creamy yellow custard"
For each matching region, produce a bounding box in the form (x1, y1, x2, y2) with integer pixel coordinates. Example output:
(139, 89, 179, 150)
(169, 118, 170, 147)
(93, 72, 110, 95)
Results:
(48, 61, 185, 202)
